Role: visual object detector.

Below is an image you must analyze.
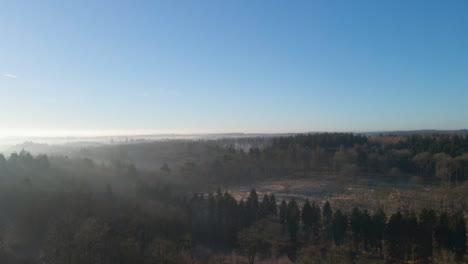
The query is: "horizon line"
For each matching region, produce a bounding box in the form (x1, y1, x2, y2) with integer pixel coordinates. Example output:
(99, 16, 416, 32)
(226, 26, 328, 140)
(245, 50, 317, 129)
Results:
(0, 128, 467, 139)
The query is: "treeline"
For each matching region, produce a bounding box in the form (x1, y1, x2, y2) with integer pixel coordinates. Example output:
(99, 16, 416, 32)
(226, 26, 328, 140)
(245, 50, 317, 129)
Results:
(273, 133, 369, 149)
(163, 133, 468, 187)
(398, 134, 468, 156)
(12, 133, 468, 189)
(0, 150, 146, 197)
(273, 133, 468, 156)
(188, 188, 467, 263)
(0, 150, 50, 174)
(11, 137, 270, 172)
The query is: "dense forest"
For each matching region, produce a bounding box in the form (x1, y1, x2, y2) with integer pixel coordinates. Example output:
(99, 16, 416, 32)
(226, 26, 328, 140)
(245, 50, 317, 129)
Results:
(0, 181, 466, 263)
(0, 133, 467, 263)
(10, 133, 468, 187)
(5, 0, 467, 262)
(188, 189, 466, 263)
(132, 133, 468, 188)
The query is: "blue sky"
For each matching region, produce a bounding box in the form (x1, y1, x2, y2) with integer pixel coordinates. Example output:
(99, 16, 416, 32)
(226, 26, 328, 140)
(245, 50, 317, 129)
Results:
(1, 0, 467, 136)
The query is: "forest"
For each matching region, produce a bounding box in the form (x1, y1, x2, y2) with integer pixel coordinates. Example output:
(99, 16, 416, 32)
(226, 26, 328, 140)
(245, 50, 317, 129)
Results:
(0, 133, 467, 263)
(4, 0, 467, 262)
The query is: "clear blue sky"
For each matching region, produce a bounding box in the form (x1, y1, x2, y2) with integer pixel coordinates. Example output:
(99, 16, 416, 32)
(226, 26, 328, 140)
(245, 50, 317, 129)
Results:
(1, 0, 467, 136)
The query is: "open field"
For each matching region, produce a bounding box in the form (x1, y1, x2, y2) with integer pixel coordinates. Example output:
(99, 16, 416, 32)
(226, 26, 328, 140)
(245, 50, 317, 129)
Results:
(226, 176, 468, 215)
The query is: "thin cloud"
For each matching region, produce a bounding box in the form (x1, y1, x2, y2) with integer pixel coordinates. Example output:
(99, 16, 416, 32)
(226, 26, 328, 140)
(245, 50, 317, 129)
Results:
(2, 73, 17, 78)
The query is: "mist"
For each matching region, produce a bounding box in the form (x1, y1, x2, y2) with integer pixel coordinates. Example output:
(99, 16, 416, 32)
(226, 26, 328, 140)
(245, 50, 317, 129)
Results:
(2, 0, 468, 263)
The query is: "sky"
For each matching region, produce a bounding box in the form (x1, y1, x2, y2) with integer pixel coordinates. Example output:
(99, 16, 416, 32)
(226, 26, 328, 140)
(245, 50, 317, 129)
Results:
(1, 0, 467, 137)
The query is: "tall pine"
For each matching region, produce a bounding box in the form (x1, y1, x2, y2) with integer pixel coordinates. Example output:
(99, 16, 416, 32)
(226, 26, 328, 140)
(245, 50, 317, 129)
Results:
(322, 201, 333, 242)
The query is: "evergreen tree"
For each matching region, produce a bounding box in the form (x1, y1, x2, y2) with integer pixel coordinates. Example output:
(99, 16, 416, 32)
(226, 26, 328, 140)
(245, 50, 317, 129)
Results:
(269, 194, 277, 215)
(207, 192, 216, 240)
(360, 210, 372, 252)
(372, 208, 386, 256)
(402, 210, 418, 262)
(332, 209, 348, 245)
(260, 194, 270, 218)
(238, 199, 249, 228)
(451, 211, 467, 260)
(301, 199, 313, 232)
(418, 208, 437, 262)
(246, 189, 259, 224)
(310, 202, 321, 241)
(279, 199, 287, 225)
(222, 192, 238, 245)
(385, 211, 405, 263)
(287, 199, 301, 244)
(434, 212, 452, 250)
(350, 207, 362, 251)
(301, 199, 321, 241)
(322, 201, 333, 242)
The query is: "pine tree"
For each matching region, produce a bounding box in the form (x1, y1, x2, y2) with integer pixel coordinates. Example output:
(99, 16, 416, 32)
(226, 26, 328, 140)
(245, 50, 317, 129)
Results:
(246, 189, 259, 224)
(451, 211, 467, 260)
(238, 199, 248, 228)
(287, 199, 301, 244)
(372, 208, 386, 257)
(332, 209, 348, 245)
(402, 210, 418, 262)
(279, 199, 287, 225)
(310, 202, 321, 241)
(301, 199, 313, 225)
(260, 194, 270, 218)
(207, 192, 216, 240)
(350, 207, 362, 251)
(269, 194, 277, 215)
(434, 212, 452, 250)
(215, 188, 223, 225)
(222, 192, 238, 245)
(301, 199, 313, 239)
(418, 208, 437, 262)
(322, 201, 333, 242)
(385, 211, 405, 263)
(361, 210, 372, 252)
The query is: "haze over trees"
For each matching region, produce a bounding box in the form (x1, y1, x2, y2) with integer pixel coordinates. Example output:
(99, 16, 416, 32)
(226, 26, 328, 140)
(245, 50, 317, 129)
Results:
(0, 133, 467, 263)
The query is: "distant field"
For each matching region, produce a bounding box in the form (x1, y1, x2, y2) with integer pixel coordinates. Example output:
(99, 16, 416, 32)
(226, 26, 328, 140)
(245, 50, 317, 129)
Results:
(225, 176, 468, 214)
